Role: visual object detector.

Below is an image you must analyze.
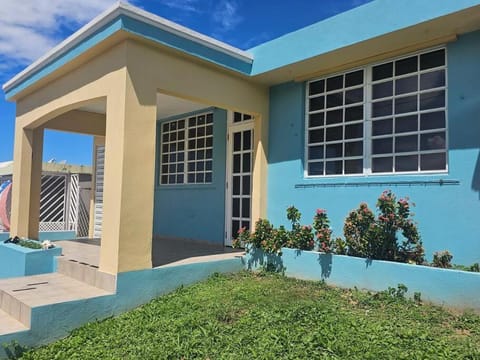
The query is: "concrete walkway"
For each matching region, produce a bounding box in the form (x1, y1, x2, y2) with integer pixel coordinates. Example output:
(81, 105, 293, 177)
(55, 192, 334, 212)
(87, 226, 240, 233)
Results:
(57, 237, 243, 268)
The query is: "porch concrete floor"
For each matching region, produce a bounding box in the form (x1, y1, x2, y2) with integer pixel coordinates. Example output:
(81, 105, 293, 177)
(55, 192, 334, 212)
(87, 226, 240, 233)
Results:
(56, 237, 244, 268)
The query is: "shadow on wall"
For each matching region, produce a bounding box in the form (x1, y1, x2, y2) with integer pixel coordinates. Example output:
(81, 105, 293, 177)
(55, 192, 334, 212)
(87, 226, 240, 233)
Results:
(243, 247, 285, 273)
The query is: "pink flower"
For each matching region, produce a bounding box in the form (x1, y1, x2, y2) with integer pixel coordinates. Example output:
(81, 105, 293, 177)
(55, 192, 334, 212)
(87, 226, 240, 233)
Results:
(316, 209, 326, 215)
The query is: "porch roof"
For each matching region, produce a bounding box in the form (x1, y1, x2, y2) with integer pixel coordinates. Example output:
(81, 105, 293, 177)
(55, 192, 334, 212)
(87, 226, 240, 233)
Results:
(4, 0, 480, 100)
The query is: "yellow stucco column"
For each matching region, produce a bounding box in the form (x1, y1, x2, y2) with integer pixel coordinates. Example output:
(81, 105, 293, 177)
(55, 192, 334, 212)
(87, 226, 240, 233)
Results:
(251, 109, 269, 225)
(99, 70, 157, 274)
(10, 126, 43, 239)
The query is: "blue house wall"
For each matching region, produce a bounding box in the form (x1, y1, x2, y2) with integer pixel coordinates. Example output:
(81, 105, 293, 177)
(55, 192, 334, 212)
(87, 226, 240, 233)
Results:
(153, 108, 227, 244)
(267, 30, 480, 265)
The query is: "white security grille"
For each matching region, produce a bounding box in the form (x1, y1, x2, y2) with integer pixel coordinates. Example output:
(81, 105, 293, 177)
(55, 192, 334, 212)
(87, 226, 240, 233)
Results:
(93, 145, 105, 238)
(40, 174, 67, 225)
(67, 174, 79, 231)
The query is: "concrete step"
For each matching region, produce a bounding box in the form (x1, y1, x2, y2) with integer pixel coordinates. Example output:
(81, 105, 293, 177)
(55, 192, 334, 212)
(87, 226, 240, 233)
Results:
(0, 308, 28, 336)
(0, 273, 113, 329)
(56, 257, 116, 293)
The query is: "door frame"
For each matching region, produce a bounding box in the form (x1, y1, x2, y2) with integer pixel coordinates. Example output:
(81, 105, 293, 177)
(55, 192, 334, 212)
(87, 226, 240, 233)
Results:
(224, 111, 254, 246)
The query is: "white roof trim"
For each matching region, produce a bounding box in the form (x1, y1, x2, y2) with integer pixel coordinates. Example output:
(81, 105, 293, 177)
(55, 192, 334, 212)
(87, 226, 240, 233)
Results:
(3, 1, 253, 93)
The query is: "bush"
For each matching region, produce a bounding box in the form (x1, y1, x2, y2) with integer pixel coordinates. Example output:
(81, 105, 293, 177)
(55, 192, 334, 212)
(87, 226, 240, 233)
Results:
(432, 250, 453, 268)
(343, 191, 425, 264)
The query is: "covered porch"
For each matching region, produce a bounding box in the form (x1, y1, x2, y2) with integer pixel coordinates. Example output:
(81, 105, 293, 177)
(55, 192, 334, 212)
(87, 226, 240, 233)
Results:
(5, 6, 269, 276)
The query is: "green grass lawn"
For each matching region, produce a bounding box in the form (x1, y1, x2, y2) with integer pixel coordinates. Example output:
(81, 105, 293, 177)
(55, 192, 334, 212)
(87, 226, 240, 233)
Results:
(13, 271, 480, 359)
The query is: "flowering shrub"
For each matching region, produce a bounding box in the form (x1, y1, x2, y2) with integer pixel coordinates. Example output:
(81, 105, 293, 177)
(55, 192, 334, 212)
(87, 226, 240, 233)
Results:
(233, 219, 285, 255)
(432, 250, 453, 268)
(286, 206, 315, 250)
(344, 191, 424, 264)
(313, 209, 334, 253)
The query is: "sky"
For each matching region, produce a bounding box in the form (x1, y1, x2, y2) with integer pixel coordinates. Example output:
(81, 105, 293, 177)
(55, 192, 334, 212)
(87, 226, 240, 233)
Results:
(0, 0, 372, 166)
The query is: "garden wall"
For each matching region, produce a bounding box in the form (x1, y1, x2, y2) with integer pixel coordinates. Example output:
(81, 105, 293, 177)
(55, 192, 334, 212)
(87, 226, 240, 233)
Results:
(0, 243, 62, 279)
(245, 247, 480, 311)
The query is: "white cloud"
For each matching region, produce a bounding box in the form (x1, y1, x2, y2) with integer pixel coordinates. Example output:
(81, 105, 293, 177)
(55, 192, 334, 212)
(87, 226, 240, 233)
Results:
(0, 0, 123, 65)
(213, 0, 242, 32)
(159, 0, 201, 13)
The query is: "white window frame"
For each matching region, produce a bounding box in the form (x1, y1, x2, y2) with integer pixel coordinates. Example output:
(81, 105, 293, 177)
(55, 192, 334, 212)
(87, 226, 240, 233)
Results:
(304, 46, 449, 178)
(159, 111, 214, 185)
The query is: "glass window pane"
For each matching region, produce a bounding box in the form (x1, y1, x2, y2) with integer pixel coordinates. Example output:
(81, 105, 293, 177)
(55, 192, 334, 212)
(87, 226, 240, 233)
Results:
(309, 80, 324, 95)
(372, 157, 393, 173)
(243, 153, 251, 173)
(395, 56, 417, 75)
(205, 172, 212, 183)
(309, 146, 324, 160)
(396, 75, 417, 95)
(233, 112, 242, 123)
(242, 198, 250, 218)
(325, 161, 342, 175)
(196, 173, 204, 183)
(372, 100, 392, 118)
(325, 143, 343, 158)
(327, 92, 343, 108)
(309, 129, 324, 144)
(308, 162, 324, 176)
(395, 135, 418, 153)
(233, 154, 241, 173)
(372, 62, 393, 81)
(197, 127, 205, 137)
(205, 149, 212, 159)
(309, 113, 324, 128)
(196, 162, 204, 171)
(188, 128, 196, 138)
(309, 96, 325, 111)
(421, 153, 446, 171)
(162, 133, 169, 142)
(169, 175, 176, 184)
(176, 174, 184, 183)
(372, 138, 393, 154)
(420, 70, 445, 90)
(345, 124, 363, 139)
(198, 115, 206, 125)
(345, 88, 363, 104)
(233, 176, 241, 195)
(178, 119, 185, 129)
(421, 132, 446, 150)
(233, 132, 241, 151)
(206, 125, 213, 136)
(372, 119, 393, 136)
(243, 130, 252, 150)
(420, 49, 445, 70)
(205, 160, 212, 171)
(242, 176, 251, 195)
(178, 131, 185, 140)
(206, 114, 213, 124)
(396, 155, 418, 172)
(327, 75, 343, 91)
(395, 115, 417, 133)
(233, 198, 240, 217)
(188, 117, 196, 127)
(161, 175, 168, 184)
(372, 81, 393, 99)
(188, 162, 195, 172)
(420, 111, 445, 130)
(395, 95, 417, 114)
(345, 159, 363, 174)
(345, 106, 363, 122)
(345, 70, 363, 87)
(326, 109, 343, 125)
(197, 138, 205, 148)
(345, 141, 363, 157)
(162, 123, 169, 132)
(206, 137, 213, 147)
(188, 174, 195, 183)
(232, 220, 240, 238)
(420, 90, 445, 110)
(326, 126, 343, 142)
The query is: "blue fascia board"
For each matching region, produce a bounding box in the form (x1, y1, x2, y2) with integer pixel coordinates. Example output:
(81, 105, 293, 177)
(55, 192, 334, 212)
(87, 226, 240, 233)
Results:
(121, 17, 252, 75)
(4, 18, 124, 100)
(4, 15, 252, 101)
(249, 0, 480, 75)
